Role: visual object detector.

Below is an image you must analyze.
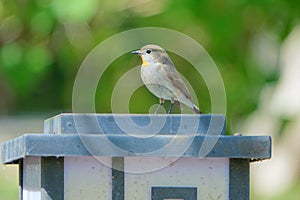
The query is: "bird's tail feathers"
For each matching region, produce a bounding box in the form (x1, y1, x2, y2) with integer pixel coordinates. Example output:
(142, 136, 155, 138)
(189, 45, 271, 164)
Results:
(192, 105, 202, 114)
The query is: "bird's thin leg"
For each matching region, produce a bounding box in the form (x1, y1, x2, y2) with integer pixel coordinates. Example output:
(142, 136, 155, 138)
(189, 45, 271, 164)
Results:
(154, 98, 164, 114)
(168, 99, 175, 114)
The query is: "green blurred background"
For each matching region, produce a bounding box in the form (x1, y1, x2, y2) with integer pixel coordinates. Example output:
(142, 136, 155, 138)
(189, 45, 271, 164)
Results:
(1, 0, 300, 199)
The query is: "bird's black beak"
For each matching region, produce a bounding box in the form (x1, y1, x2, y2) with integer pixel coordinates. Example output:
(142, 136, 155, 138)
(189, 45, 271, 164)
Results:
(131, 50, 140, 54)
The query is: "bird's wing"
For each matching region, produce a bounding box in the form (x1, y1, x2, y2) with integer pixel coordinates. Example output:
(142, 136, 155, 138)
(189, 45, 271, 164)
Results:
(162, 64, 192, 101)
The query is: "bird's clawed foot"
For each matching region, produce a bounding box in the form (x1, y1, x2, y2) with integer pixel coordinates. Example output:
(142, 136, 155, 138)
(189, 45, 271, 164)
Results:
(154, 99, 178, 114)
(167, 103, 174, 114)
(154, 98, 165, 114)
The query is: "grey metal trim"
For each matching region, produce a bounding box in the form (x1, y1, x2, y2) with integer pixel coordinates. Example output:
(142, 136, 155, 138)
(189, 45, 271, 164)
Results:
(152, 187, 197, 200)
(44, 114, 226, 135)
(2, 134, 271, 164)
(41, 157, 64, 200)
(112, 157, 124, 200)
(229, 159, 249, 200)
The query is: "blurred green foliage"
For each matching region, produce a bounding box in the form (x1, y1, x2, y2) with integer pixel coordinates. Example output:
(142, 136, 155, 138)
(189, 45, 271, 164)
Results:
(0, 167, 18, 200)
(1, 0, 300, 127)
(252, 180, 300, 200)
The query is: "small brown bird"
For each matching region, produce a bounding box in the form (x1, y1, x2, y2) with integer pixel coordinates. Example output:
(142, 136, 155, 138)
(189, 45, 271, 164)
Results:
(132, 44, 201, 114)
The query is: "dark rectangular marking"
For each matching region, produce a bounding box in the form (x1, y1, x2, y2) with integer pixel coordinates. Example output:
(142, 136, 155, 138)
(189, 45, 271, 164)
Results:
(41, 157, 64, 200)
(229, 158, 249, 200)
(19, 159, 23, 200)
(112, 157, 124, 200)
(152, 187, 197, 200)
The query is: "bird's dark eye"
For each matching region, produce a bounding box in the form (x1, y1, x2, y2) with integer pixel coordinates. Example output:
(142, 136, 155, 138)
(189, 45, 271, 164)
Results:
(146, 49, 152, 54)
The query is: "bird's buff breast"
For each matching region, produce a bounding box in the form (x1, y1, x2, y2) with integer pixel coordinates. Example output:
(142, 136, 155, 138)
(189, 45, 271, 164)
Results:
(141, 65, 174, 100)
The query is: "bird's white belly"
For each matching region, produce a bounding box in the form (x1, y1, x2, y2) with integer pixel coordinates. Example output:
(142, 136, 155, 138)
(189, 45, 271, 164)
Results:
(141, 65, 174, 100)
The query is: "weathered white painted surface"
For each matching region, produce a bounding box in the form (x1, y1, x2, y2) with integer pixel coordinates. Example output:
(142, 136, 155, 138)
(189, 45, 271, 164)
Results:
(23, 156, 41, 200)
(125, 157, 229, 200)
(64, 156, 112, 200)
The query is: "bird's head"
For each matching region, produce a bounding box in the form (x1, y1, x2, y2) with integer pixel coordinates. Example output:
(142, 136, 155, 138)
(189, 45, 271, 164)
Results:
(132, 44, 173, 67)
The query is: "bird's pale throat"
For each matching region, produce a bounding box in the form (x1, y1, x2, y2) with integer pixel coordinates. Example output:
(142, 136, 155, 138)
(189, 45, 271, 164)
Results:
(141, 57, 149, 67)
